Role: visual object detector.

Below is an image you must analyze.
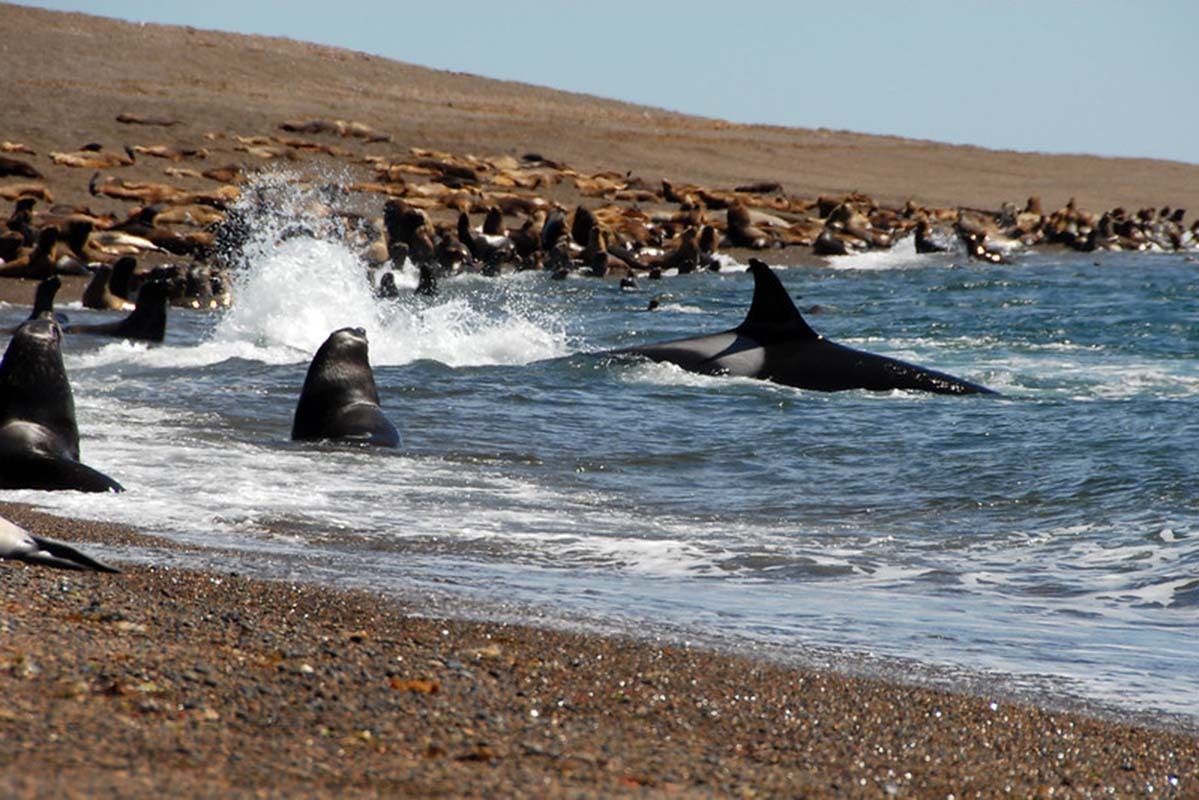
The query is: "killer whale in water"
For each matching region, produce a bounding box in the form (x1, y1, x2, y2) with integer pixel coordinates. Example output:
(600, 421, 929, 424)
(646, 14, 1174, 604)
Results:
(614, 258, 996, 395)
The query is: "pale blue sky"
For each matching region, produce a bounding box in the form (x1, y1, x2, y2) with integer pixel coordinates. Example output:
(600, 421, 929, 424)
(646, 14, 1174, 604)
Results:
(16, 1, 1198, 164)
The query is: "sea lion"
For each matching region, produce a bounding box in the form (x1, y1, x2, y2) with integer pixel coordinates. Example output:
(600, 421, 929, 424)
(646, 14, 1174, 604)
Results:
(376, 271, 401, 299)
(81, 263, 135, 310)
(0, 155, 41, 180)
(457, 211, 514, 265)
(0, 515, 120, 572)
(291, 327, 399, 447)
(726, 203, 771, 249)
(5, 197, 38, 245)
(0, 276, 65, 335)
(0, 231, 23, 261)
(0, 318, 124, 492)
(66, 280, 169, 342)
(107, 255, 137, 300)
(0, 227, 57, 279)
(571, 206, 599, 247)
(482, 206, 505, 236)
(914, 219, 949, 254)
(960, 231, 1008, 264)
(29, 275, 63, 322)
(813, 224, 866, 256)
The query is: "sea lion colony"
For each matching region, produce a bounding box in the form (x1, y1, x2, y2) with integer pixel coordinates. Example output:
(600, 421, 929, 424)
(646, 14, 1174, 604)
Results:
(1, 114, 1197, 310)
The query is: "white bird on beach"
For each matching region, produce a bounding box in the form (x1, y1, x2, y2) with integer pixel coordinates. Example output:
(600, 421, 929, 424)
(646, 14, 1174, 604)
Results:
(0, 515, 120, 573)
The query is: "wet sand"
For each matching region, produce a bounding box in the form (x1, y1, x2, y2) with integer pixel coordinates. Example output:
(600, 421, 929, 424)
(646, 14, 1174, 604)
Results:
(2, 502, 1196, 799)
(3, 4, 1199, 797)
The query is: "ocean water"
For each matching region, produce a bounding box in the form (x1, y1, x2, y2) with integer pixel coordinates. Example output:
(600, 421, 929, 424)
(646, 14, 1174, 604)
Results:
(3, 189, 1197, 727)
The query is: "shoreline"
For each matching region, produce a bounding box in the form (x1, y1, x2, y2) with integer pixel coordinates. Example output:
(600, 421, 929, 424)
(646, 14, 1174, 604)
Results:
(2, 5, 1197, 795)
(2, 501, 1196, 798)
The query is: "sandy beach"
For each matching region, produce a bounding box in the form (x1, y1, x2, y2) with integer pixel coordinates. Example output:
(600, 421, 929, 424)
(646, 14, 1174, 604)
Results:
(3, 4, 1199, 797)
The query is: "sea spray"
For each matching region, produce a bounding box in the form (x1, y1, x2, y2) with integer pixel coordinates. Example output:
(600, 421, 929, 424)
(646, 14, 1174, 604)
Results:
(211, 173, 572, 366)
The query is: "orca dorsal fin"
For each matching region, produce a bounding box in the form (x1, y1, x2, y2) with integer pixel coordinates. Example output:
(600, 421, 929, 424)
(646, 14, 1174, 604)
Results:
(739, 259, 819, 340)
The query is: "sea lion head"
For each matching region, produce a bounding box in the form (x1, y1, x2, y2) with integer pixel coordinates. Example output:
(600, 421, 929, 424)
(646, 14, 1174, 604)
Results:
(292, 327, 376, 427)
(30, 275, 62, 321)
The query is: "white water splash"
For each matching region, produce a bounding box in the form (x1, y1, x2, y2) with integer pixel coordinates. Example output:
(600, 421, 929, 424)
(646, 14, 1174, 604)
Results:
(818, 235, 933, 270)
(63, 175, 574, 371)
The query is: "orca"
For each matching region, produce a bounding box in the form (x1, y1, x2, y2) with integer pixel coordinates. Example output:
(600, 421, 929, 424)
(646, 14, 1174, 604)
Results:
(613, 258, 996, 395)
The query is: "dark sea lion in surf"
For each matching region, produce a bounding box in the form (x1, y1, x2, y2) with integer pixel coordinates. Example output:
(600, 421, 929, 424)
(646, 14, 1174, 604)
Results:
(1, 276, 65, 334)
(914, 219, 949, 254)
(0, 318, 124, 492)
(1, 515, 120, 572)
(292, 327, 400, 447)
(108, 255, 137, 300)
(376, 271, 401, 299)
(415, 263, 439, 297)
(613, 258, 996, 395)
(66, 280, 169, 342)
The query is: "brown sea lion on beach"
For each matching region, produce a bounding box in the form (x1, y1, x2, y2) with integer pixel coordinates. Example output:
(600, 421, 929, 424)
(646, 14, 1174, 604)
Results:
(0, 183, 53, 203)
(116, 112, 180, 127)
(5, 197, 38, 245)
(0, 227, 58, 279)
(81, 263, 135, 311)
(812, 225, 862, 256)
(50, 148, 134, 169)
(129, 144, 209, 161)
(0, 155, 42, 179)
(726, 203, 770, 249)
(649, 227, 701, 274)
(62, 218, 116, 265)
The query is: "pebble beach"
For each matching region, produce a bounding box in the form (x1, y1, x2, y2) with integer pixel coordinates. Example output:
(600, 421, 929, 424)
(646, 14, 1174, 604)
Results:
(3, 4, 1199, 797)
(2, 503, 1196, 798)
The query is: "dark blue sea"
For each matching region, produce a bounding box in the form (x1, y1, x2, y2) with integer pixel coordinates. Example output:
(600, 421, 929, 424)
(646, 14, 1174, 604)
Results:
(4, 188, 1197, 728)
